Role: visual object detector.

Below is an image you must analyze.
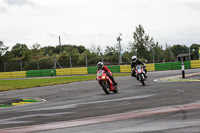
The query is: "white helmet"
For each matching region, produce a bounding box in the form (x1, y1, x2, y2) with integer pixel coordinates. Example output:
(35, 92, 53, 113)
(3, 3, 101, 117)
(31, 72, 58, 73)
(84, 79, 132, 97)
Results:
(97, 62, 104, 70)
(131, 56, 137, 63)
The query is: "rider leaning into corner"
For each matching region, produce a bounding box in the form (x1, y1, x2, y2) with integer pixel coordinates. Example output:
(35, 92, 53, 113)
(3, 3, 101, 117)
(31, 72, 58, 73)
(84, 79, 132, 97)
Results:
(131, 56, 148, 78)
(97, 62, 118, 86)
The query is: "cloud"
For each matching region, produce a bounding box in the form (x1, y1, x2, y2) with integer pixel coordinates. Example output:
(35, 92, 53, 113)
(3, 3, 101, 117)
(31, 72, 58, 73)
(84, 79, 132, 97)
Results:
(3, 0, 37, 8)
(0, 6, 6, 14)
(184, 2, 200, 11)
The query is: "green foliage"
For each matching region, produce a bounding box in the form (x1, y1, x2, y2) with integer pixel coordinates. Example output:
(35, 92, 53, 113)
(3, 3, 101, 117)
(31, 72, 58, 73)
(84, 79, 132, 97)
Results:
(171, 44, 189, 56)
(41, 46, 55, 56)
(0, 41, 9, 62)
(57, 54, 70, 67)
(104, 46, 118, 64)
(11, 43, 29, 58)
(5, 60, 21, 71)
(122, 51, 132, 64)
(22, 49, 31, 61)
(23, 60, 38, 70)
(38, 57, 54, 69)
(30, 43, 43, 58)
(163, 44, 175, 62)
(0, 41, 8, 56)
(190, 44, 200, 59)
(130, 24, 164, 62)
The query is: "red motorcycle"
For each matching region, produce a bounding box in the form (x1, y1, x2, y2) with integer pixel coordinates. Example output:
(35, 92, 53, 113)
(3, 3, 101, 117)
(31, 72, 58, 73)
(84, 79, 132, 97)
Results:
(96, 70, 118, 94)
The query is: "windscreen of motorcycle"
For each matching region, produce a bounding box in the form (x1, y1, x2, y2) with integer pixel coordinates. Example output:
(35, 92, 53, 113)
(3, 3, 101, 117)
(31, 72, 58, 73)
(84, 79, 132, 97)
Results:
(97, 70, 104, 77)
(135, 65, 142, 73)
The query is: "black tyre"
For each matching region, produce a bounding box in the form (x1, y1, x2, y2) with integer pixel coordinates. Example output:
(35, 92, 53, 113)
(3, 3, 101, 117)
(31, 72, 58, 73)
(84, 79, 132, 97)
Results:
(140, 74, 146, 86)
(113, 85, 118, 93)
(101, 82, 110, 94)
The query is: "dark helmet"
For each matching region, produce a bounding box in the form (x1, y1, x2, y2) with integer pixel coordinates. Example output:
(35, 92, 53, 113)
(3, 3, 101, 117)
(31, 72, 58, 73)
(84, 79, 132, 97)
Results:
(97, 62, 104, 70)
(131, 56, 137, 63)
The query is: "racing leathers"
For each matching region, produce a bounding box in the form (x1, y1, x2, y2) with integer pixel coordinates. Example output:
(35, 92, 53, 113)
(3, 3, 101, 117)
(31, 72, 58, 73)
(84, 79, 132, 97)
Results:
(131, 60, 147, 78)
(97, 66, 117, 85)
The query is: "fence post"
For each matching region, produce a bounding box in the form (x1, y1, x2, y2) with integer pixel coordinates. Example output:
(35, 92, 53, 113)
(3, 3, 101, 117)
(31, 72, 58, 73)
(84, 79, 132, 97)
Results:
(4, 61, 6, 72)
(182, 61, 185, 79)
(153, 49, 155, 63)
(84, 54, 88, 67)
(20, 60, 22, 71)
(102, 55, 104, 63)
(117, 32, 122, 65)
(37, 59, 40, 70)
(170, 49, 172, 62)
(68, 55, 72, 68)
(189, 48, 191, 61)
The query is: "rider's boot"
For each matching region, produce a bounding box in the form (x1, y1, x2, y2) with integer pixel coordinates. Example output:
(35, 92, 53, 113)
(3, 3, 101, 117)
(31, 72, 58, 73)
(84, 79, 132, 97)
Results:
(112, 79, 117, 86)
(110, 76, 117, 86)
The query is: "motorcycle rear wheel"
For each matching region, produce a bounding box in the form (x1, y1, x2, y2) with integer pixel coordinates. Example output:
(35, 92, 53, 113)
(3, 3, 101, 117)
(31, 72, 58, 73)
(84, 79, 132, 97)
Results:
(101, 82, 110, 94)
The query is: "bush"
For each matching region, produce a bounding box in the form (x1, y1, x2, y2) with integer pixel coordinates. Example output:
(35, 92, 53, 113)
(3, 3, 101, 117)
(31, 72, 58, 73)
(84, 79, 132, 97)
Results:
(39, 57, 54, 69)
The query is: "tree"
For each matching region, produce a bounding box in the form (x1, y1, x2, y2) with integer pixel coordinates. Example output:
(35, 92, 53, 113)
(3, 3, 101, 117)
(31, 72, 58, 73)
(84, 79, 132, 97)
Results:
(11, 43, 29, 58)
(190, 44, 200, 59)
(149, 42, 164, 63)
(22, 49, 31, 60)
(121, 51, 132, 64)
(41, 46, 55, 56)
(130, 24, 162, 62)
(163, 44, 175, 62)
(104, 46, 118, 63)
(77, 45, 86, 54)
(89, 43, 102, 55)
(131, 25, 153, 59)
(0, 41, 9, 61)
(171, 44, 189, 56)
(105, 46, 117, 56)
(30, 43, 42, 59)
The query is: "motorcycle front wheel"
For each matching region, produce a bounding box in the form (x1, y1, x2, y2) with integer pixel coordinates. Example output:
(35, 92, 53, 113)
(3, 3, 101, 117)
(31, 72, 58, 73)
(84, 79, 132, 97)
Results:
(101, 81, 110, 94)
(140, 74, 146, 86)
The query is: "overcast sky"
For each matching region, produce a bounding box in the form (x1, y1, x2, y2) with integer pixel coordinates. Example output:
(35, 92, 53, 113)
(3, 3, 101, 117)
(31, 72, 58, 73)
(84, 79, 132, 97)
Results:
(0, 0, 200, 51)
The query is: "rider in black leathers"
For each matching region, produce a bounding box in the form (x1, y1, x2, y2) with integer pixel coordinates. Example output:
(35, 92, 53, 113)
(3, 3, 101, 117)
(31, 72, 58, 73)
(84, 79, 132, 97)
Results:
(131, 56, 147, 78)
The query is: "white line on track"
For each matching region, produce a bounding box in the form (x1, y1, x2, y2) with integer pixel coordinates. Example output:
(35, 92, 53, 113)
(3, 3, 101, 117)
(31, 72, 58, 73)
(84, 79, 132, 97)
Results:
(27, 94, 155, 111)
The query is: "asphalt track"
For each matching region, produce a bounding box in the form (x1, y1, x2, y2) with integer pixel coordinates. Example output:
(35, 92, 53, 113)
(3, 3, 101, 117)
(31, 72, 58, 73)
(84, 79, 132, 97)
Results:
(0, 69, 200, 133)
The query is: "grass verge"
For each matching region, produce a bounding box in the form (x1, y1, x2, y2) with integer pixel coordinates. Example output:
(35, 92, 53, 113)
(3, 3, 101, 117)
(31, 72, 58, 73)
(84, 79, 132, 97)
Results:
(0, 73, 130, 92)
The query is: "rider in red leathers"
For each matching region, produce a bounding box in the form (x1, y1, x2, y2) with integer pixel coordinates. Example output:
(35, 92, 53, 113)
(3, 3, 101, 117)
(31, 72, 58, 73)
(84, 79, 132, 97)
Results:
(97, 62, 118, 85)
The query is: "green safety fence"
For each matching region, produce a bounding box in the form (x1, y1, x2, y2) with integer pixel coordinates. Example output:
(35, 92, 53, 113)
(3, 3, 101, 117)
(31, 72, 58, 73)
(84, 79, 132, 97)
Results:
(155, 61, 191, 71)
(26, 69, 56, 78)
(108, 65, 120, 73)
(87, 67, 97, 74)
(184, 61, 191, 69)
